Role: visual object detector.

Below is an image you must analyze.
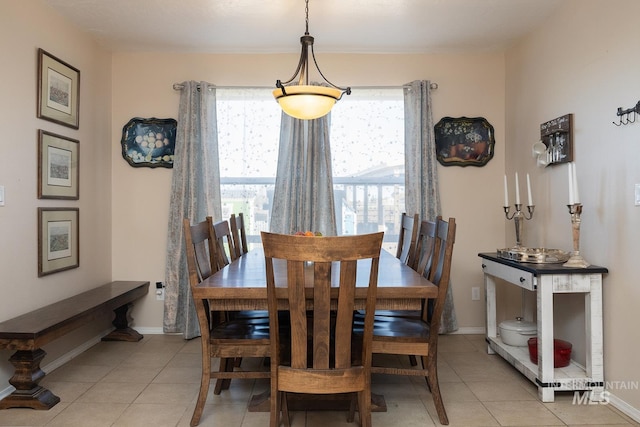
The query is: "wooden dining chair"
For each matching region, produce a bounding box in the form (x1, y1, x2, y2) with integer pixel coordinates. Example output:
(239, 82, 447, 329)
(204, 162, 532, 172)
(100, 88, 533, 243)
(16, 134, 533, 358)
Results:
(261, 231, 384, 427)
(396, 212, 419, 266)
(357, 217, 456, 425)
(184, 218, 271, 427)
(230, 213, 249, 258)
(210, 219, 238, 270)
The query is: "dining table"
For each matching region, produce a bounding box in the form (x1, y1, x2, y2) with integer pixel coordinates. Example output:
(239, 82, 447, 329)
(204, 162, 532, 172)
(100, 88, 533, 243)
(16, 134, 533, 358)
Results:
(193, 246, 438, 412)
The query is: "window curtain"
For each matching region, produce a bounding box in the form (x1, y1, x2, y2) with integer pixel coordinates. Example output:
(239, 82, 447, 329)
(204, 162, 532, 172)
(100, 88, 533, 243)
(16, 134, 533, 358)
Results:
(270, 112, 337, 236)
(404, 80, 458, 334)
(163, 81, 222, 339)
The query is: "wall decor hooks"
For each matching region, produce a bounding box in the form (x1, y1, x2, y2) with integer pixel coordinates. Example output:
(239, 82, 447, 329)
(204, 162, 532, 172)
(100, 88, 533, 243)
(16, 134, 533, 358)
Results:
(613, 100, 640, 126)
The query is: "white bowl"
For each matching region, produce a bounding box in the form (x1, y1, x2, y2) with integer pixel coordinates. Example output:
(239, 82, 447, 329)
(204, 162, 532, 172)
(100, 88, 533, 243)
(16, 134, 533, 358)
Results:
(499, 317, 537, 347)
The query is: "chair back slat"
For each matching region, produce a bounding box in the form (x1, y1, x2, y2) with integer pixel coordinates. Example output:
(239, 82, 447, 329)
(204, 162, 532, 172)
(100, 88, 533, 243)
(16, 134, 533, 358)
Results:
(230, 213, 249, 258)
(211, 219, 237, 269)
(412, 216, 441, 276)
(396, 213, 419, 266)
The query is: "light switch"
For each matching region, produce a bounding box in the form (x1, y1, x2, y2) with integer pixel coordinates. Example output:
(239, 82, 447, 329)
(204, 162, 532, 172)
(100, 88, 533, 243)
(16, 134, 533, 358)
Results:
(635, 184, 640, 206)
(0, 185, 4, 206)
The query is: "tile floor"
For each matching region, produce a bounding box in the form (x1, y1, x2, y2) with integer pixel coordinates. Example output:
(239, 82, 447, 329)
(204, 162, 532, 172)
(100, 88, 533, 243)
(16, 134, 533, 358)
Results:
(0, 334, 636, 426)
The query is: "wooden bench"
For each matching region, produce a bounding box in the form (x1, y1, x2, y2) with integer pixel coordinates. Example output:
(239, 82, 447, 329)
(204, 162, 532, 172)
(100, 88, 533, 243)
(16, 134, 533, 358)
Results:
(0, 280, 149, 410)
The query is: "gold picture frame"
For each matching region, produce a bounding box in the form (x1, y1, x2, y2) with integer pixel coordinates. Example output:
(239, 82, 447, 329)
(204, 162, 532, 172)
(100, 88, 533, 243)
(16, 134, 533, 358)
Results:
(38, 130, 79, 199)
(38, 208, 79, 277)
(37, 48, 80, 129)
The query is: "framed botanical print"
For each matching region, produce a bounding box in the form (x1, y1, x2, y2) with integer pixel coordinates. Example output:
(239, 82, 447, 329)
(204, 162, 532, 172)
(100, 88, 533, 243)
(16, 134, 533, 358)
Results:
(38, 130, 79, 199)
(37, 48, 80, 129)
(38, 208, 79, 277)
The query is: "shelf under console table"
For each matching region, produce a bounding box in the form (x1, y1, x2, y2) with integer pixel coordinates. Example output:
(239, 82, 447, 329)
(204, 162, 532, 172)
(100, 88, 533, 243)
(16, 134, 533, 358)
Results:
(478, 252, 608, 402)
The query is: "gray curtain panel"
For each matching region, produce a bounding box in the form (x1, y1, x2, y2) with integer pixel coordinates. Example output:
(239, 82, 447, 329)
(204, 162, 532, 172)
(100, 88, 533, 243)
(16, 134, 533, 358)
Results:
(270, 112, 338, 236)
(163, 81, 222, 339)
(403, 80, 458, 334)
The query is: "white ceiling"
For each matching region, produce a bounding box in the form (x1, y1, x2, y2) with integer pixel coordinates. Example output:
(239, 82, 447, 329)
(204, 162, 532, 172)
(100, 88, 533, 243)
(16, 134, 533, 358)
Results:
(43, 0, 564, 54)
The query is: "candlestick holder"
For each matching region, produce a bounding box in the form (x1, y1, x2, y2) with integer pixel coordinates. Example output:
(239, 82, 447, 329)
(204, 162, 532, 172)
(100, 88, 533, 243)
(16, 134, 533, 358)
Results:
(563, 203, 590, 268)
(504, 204, 535, 248)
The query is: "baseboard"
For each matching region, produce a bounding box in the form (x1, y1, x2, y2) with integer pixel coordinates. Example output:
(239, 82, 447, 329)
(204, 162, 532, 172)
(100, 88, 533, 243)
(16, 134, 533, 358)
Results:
(451, 326, 485, 335)
(608, 393, 640, 423)
(135, 326, 166, 335)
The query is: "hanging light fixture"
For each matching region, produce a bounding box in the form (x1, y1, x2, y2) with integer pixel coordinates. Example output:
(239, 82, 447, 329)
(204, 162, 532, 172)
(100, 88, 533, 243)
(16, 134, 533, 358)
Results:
(273, 0, 351, 120)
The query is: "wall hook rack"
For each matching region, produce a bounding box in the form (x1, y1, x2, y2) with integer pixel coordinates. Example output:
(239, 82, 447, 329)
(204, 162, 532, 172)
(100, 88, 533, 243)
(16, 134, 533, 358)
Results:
(613, 100, 640, 126)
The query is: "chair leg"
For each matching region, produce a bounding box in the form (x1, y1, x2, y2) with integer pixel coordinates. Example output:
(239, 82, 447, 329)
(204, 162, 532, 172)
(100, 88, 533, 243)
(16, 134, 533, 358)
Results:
(213, 358, 233, 394)
(347, 393, 357, 423)
(409, 355, 418, 366)
(357, 389, 371, 427)
(426, 357, 448, 425)
(191, 356, 212, 426)
(281, 392, 290, 427)
(269, 387, 280, 427)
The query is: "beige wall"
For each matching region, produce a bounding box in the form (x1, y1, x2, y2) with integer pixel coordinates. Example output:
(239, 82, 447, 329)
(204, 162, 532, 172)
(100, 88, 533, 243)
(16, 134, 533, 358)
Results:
(0, 2, 113, 386)
(4, 0, 638, 417)
(505, 0, 640, 411)
(110, 52, 507, 331)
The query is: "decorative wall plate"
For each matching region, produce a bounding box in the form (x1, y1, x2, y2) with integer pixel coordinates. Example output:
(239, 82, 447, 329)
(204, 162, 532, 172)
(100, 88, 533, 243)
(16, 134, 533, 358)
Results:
(434, 116, 495, 167)
(121, 117, 177, 168)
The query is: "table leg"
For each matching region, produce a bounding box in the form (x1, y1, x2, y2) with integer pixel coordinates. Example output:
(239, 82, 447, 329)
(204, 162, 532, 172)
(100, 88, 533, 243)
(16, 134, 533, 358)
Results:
(485, 273, 497, 354)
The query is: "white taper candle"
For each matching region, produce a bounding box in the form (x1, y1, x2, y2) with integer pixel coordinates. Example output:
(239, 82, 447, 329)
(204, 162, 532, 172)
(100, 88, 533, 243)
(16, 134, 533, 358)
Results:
(504, 175, 509, 207)
(527, 173, 533, 206)
(568, 163, 574, 205)
(515, 172, 520, 205)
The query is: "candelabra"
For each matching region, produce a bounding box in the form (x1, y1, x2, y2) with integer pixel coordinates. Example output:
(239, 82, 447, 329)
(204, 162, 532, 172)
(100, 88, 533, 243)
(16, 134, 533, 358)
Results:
(504, 204, 535, 249)
(563, 203, 590, 267)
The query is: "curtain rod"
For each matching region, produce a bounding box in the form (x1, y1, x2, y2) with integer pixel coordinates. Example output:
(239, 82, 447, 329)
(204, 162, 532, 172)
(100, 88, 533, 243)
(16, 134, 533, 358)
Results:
(172, 82, 438, 91)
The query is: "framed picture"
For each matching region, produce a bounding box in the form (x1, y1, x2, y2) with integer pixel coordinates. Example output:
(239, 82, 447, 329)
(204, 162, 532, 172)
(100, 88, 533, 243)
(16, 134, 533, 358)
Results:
(37, 48, 80, 129)
(38, 130, 79, 199)
(120, 117, 177, 168)
(434, 117, 495, 167)
(38, 208, 79, 277)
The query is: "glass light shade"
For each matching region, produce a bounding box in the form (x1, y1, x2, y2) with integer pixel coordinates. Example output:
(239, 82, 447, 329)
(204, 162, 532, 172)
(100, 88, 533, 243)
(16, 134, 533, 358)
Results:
(272, 85, 342, 120)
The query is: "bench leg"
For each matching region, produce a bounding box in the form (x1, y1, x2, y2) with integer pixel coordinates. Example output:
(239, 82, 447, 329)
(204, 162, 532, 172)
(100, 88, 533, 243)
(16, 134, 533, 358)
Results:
(102, 303, 144, 342)
(0, 349, 60, 410)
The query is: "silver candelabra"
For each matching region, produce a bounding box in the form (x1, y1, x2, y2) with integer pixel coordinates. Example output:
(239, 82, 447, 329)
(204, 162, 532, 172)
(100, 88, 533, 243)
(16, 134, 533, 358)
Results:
(563, 203, 590, 267)
(504, 204, 535, 248)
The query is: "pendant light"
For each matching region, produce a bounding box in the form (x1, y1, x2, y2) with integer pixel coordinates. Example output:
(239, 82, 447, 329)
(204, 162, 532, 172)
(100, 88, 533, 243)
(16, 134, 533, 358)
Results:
(273, 0, 351, 120)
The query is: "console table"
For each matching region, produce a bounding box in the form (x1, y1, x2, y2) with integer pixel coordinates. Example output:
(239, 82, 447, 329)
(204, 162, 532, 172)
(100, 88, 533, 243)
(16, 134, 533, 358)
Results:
(479, 253, 607, 402)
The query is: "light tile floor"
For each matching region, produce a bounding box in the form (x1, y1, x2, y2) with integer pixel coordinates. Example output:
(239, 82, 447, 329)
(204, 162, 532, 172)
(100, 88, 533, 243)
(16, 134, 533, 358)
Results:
(0, 334, 636, 426)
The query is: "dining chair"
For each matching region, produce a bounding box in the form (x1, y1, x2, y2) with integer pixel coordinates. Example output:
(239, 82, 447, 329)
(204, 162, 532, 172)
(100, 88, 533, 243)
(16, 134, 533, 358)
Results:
(230, 213, 249, 258)
(210, 219, 238, 270)
(357, 217, 456, 425)
(184, 218, 271, 427)
(261, 231, 384, 427)
(396, 212, 419, 266)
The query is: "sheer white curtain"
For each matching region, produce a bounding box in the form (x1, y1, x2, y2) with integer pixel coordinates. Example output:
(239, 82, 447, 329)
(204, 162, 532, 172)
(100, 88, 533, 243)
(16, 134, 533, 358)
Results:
(404, 80, 457, 333)
(163, 81, 221, 339)
(270, 112, 337, 236)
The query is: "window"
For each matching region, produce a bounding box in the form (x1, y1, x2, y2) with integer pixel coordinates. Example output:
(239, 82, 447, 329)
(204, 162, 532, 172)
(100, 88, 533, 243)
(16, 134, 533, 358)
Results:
(217, 87, 405, 252)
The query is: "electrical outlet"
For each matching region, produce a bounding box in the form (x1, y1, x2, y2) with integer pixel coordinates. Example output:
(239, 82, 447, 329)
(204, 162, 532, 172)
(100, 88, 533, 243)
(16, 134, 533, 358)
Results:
(155, 281, 165, 301)
(635, 183, 640, 206)
(471, 287, 481, 301)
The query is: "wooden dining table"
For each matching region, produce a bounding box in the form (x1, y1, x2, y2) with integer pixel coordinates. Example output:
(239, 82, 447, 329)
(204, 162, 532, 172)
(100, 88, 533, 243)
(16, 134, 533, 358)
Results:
(193, 247, 438, 412)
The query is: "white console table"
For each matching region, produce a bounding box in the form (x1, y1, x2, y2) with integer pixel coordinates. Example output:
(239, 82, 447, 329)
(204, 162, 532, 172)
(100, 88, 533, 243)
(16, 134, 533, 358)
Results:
(479, 253, 607, 402)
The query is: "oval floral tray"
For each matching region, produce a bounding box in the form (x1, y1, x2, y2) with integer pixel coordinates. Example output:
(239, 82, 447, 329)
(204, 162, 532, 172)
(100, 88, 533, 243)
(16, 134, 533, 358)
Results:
(121, 117, 177, 168)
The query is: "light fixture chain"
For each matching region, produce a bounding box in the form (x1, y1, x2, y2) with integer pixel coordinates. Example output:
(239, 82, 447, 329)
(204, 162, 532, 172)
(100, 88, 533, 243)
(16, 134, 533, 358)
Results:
(305, 0, 309, 35)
